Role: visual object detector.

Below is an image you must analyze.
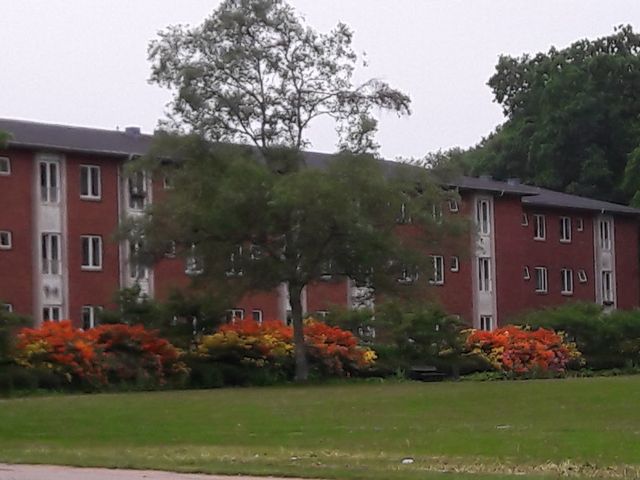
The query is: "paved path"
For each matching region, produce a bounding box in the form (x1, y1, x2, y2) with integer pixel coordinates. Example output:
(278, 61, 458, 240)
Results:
(0, 464, 311, 480)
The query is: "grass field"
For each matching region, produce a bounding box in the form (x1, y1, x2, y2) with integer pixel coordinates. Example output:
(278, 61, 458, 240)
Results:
(0, 377, 639, 479)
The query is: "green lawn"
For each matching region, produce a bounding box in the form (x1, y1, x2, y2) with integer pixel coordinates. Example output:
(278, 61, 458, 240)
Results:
(0, 377, 639, 479)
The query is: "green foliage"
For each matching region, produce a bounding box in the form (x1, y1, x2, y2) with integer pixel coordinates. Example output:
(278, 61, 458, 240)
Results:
(99, 286, 228, 348)
(373, 301, 470, 377)
(0, 307, 30, 365)
(148, 0, 410, 154)
(516, 302, 640, 369)
(467, 25, 640, 203)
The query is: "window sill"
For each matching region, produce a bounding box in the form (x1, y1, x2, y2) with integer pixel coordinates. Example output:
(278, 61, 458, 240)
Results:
(535, 290, 548, 295)
(428, 281, 444, 286)
(533, 237, 546, 242)
(0, 246, 12, 250)
(559, 239, 572, 244)
(561, 291, 573, 296)
(81, 266, 103, 272)
(80, 196, 102, 202)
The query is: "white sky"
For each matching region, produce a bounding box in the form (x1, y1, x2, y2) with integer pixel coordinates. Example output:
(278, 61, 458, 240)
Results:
(1, 1, 639, 159)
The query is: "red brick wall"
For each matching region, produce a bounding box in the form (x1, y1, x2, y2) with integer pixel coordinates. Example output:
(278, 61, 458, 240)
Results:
(495, 199, 596, 323)
(615, 217, 640, 309)
(0, 149, 34, 316)
(66, 153, 121, 326)
(236, 290, 282, 321)
(306, 279, 349, 314)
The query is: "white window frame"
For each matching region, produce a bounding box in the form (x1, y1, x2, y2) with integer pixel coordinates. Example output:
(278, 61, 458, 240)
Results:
(0, 230, 12, 250)
(534, 214, 546, 240)
(561, 268, 574, 295)
(602, 270, 613, 304)
(227, 308, 245, 322)
(81, 305, 102, 329)
(432, 204, 443, 223)
(559, 217, 572, 243)
(535, 266, 548, 293)
(429, 255, 444, 285)
(2, 303, 13, 313)
(41, 233, 61, 275)
(476, 199, 490, 235)
(397, 266, 419, 285)
(478, 257, 492, 292)
(448, 199, 459, 213)
(578, 269, 588, 283)
(42, 306, 61, 322)
(81, 235, 103, 271)
(450, 256, 460, 272)
(251, 309, 264, 324)
(599, 219, 612, 250)
(39, 159, 60, 204)
(521, 213, 529, 226)
(479, 315, 493, 331)
(128, 171, 148, 210)
(523, 266, 530, 280)
(80, 165, 101, 200)
(576, 218, 584, 232)
(399, 202, 411, 224)
(163, 176, 173, 190)
(129, 241, 148, 280)
(0, 156, 11, 175)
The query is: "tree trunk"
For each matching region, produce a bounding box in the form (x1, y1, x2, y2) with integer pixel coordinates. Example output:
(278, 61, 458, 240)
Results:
(289, 283, 309, 382)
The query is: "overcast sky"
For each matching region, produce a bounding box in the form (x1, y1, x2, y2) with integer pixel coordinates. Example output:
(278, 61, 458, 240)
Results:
(1, 1, 639, 159)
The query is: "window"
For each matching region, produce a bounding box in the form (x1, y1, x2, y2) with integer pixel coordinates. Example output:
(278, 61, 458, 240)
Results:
(521, 213, 529, 226)
(476, 199, 490, 235)
(80, 165, 101, 200)
(448, 199, 459, 212)
(227, 308, 245, 322)
(2, 304, 13, 313)
(479, 315, 493, 331)
(251, 309, 263, 324)
(602, 271, 613, 304)
(81, 235, 102, 270)
(478, 257, 491, 292)
(42, 306, 61, 322)
(81, 306, 102, 329)
(432, 204, 443, 223)
(0, 157, 10, 175)
(429, 255, 444, 285)
(41, 233, 61, 274)
(397, 266, 419, 285)
(128, 171, 148, 210)
(397, 203, 412, 224)
(576, 218, 584, 232)
(0, 231, 12, 250)
(535, 267, 548, 293)
(226, 246, 244, 277)
(450, 256, 460, 272)
(523, 266, 530, 280)
(578, 269, 588, 283)
(129, 241, 148, 280)
(559, 217, 572, 243)
(39, 160, 60, 203)
(163, 176, 173, 190)
(315, 310, 330, 320)
(164, 241, 176, 258)
(599, 219, 612, 250)
(534, 214, 546, 240)
(561, 269, 573, 295)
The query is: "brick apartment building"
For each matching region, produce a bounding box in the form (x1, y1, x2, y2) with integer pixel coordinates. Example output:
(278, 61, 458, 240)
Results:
(0, 118, 639, 330)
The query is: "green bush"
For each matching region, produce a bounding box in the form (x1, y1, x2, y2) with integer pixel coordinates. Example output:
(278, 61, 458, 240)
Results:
(516, 303, 640, 369)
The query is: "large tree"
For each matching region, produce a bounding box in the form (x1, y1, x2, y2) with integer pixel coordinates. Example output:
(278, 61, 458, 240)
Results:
(131, 0, 455, 381)
(467, 25, 640, 204)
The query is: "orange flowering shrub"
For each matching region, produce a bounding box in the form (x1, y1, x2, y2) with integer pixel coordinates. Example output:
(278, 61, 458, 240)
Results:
(92, 323, 187, 386)
(16, 321, 103, 385)
(196, 318, 376, 377)
(304, 319, 377, 376)
(198, 319, 294, 368)
(466, 325, 582, 377)
(15, 321, 186, 389)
